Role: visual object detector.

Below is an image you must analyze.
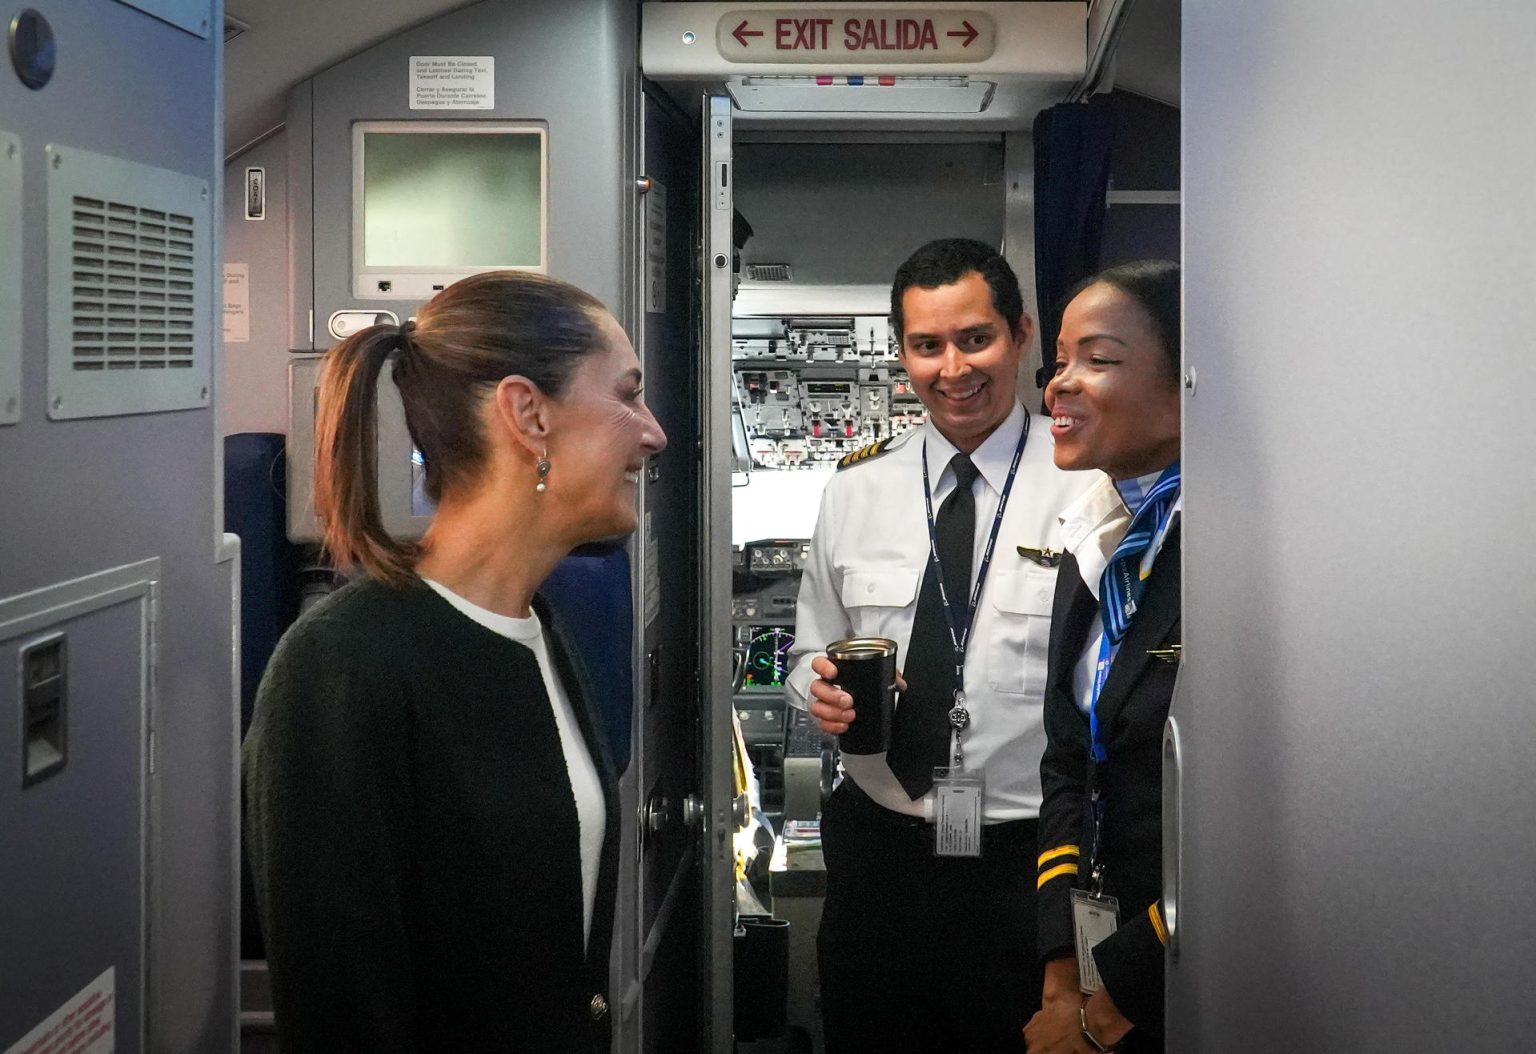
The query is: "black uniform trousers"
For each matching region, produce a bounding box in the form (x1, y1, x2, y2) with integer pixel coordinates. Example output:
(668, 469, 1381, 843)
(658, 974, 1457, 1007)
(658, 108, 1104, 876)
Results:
(818, 780, 1042, 1054)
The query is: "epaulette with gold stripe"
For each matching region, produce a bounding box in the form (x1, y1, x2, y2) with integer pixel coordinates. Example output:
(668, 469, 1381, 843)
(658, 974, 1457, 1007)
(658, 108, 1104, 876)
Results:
(837, 439, 893, 470)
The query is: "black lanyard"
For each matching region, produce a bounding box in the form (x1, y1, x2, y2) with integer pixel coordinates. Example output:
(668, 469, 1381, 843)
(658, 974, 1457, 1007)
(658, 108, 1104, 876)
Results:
(918, 411, 1031, 716)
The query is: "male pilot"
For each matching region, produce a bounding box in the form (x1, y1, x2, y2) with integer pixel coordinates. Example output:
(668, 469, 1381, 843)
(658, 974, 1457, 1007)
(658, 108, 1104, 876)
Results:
(786, 239, 1096, 1052)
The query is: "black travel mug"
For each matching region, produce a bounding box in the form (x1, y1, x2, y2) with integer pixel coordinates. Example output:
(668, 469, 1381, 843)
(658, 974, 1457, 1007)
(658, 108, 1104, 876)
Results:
(825, 637, 898, 755)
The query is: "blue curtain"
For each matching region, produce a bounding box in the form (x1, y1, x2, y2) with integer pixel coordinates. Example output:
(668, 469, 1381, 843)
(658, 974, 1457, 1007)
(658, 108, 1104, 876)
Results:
(542, 548, 635, 768)
(1032, 102, 1118, 391)
(224, 432, 301, 730)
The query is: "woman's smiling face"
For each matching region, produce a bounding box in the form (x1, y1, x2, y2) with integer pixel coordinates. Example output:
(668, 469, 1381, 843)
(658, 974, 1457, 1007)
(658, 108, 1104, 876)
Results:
(1046, 281, 1180, 480)
(543, 313, 667, 540)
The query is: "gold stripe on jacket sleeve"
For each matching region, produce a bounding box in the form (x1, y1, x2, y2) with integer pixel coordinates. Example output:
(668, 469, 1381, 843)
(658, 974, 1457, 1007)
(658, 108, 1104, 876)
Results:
(1037, 862, 1079, 890)
(1148, 901, 1169, 945)
(1038, 844, 1080, 869)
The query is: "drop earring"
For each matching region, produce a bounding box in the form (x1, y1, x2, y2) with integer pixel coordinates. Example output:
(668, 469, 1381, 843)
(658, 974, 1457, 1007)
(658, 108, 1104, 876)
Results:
(535, 450, 551, 493)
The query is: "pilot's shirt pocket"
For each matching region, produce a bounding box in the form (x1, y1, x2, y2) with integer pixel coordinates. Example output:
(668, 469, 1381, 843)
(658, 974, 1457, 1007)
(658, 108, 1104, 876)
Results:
(984, 565, 1057, 696)
(839, 568, 921, 639)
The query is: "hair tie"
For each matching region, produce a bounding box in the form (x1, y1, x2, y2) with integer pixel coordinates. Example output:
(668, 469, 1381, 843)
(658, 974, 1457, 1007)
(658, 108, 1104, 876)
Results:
(396, 319, 417, 354)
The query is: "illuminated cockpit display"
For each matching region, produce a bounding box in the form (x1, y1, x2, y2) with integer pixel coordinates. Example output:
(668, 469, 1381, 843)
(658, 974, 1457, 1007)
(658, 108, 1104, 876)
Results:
(743, 625, 794, 689)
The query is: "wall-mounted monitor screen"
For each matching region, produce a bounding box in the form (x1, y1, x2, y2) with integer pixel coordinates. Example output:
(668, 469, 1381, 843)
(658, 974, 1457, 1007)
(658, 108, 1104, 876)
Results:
(352, 121, 548, 300)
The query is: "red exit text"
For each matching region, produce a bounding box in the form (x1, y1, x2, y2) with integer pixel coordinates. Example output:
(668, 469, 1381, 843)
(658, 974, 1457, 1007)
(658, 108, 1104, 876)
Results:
(773, 17, 948, 52)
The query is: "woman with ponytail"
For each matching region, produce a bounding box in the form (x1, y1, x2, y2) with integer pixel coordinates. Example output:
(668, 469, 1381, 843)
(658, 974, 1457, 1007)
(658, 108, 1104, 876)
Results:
(242, 271, 666, 1052)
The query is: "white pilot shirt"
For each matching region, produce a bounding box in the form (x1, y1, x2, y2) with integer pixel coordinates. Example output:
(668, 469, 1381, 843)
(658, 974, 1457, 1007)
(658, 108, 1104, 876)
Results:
(786, 402, 1100, 821)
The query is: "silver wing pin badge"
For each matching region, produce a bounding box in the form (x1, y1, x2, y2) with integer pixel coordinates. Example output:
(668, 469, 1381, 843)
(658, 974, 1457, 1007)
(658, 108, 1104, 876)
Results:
(1016, 545, 1063, 567)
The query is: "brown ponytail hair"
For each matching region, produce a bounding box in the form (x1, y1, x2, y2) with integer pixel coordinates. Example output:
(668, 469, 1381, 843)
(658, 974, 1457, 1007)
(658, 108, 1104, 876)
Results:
(312, 271, 609, 585)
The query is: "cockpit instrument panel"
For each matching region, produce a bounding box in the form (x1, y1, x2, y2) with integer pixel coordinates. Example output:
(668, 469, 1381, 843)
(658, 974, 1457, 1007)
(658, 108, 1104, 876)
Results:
(733, 316, 927, 469)
(747, 540, 811, 574)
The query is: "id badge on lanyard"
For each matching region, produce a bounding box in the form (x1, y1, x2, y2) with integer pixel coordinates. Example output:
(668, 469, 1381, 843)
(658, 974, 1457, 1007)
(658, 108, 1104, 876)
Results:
(1071, 887, 1119, 994)
(933, 767, 984, 857)
(918, 420, 1030, 860)
(1073, 778, 1119, 992)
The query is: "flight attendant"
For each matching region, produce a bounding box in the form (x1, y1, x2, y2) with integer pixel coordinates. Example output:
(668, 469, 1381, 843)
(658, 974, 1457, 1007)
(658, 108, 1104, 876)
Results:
(1025, 260, 1181, 1054)
(243, 271, 667, 1052)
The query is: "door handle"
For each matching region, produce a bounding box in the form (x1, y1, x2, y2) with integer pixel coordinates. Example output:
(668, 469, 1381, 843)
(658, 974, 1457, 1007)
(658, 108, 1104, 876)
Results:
(1161, 715, 1183, 959)
(644, 795, 674, 842)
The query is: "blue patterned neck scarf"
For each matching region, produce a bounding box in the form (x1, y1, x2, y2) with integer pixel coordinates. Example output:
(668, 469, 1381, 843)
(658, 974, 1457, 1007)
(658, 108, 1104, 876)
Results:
(1099, 462, 1181, 645)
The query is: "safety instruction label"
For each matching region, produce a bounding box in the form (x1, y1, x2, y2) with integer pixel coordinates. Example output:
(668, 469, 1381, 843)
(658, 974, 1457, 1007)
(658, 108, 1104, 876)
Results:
(410, 56, 495, 110)
(223, 263, 250, 344)
(4, 966, 114, 1054)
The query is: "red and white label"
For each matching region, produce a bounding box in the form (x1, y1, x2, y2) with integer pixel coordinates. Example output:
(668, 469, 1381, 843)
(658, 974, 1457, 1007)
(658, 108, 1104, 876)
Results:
(718, 8, 996, 63)
(4, 967, 115, 1054)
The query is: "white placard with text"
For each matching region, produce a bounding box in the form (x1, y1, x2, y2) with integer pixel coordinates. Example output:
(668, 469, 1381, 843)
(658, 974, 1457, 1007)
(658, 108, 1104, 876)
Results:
(410, 56, 495, 110)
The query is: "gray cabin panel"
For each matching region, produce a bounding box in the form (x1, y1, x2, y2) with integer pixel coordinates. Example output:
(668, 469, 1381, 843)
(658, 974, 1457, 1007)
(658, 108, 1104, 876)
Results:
(0, 0, 235, 1049)
(1177, 0, 1536, 1048)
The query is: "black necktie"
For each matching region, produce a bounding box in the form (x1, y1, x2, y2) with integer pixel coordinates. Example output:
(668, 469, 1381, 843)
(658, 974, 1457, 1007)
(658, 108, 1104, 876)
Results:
(888, 452, 981, 799)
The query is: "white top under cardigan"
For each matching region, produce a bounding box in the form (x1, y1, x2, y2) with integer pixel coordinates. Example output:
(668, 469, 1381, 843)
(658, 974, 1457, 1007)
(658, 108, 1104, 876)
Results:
(423, 577, 605, 947)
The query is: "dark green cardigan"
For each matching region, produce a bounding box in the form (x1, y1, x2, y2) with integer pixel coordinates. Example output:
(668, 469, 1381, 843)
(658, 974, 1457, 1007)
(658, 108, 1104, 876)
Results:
(243, 578, 619, 1052)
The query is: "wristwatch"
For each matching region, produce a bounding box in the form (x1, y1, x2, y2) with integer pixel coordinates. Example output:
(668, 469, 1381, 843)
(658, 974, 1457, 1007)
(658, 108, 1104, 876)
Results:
(1079, 1000, 1123, 1053)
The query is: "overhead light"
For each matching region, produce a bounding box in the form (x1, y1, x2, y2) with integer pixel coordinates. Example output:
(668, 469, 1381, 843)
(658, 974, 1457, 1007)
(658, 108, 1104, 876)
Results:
(727, 75, 995, 114)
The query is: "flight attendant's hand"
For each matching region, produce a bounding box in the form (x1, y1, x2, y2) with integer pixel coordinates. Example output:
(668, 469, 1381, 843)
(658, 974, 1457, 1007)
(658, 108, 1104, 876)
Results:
(1024, 975, 1133, 1054)
(1041, 957, 1083, 1007)
(1023, 998, 1098, 1054)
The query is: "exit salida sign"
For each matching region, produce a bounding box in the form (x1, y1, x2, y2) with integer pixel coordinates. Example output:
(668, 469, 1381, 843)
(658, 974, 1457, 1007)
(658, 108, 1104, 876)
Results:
(718, 8, 997, 63)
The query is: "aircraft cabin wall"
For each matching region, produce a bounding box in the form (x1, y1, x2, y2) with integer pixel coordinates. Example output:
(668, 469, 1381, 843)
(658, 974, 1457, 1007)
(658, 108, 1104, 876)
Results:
(223, 130, 289, 435)
(0, 2, 236, 1051)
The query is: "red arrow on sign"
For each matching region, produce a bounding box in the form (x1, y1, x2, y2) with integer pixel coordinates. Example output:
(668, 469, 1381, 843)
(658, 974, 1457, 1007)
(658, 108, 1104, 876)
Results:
(947, 19, 979, 47)
(732, 19, 764, 47)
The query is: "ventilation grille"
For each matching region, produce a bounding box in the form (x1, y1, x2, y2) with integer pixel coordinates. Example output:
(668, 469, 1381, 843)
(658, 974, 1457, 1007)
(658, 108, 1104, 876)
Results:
(745, 263, 793, 282)
(70, 196, 197, 371)
(224, 15, 249, 43)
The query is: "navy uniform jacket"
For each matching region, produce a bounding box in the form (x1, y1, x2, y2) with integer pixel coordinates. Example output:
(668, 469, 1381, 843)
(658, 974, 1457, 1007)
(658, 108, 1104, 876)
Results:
(1036, 525, 1181, 1042)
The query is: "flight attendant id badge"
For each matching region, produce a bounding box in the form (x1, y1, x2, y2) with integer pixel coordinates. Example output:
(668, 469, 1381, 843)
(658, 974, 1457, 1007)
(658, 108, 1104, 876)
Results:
(932, 768, 984, 857)
(1070, 889, 1119, 994)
